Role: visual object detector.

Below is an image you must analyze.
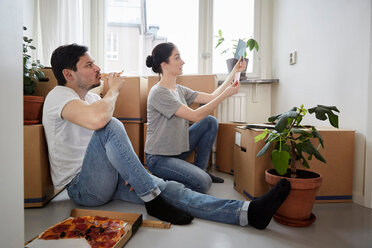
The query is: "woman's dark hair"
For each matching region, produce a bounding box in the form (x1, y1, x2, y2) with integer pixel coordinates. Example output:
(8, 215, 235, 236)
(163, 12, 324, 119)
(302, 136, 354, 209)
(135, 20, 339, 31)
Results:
(146, 42, 176, 74)
(50, 43, 88, 85)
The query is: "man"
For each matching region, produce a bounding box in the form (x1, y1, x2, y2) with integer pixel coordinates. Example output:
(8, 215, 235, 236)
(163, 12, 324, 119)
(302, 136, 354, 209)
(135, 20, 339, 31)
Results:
(43, 43, 290, 229)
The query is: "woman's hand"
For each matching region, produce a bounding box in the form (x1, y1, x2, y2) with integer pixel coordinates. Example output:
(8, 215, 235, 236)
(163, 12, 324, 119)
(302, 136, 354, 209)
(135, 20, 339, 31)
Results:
(224, 80, 241, 97)
(234, 56, 247, 73)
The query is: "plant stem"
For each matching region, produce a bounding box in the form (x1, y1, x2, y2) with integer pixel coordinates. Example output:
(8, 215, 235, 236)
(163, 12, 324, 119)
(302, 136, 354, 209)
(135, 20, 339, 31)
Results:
(288, 109, 301, 178)
(290, 140, 297, 178)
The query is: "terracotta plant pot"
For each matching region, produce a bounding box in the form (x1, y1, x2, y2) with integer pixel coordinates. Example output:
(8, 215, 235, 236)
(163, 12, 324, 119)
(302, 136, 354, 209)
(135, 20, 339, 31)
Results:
(265, 168, 323, 227)
(24, 95, 45, 125)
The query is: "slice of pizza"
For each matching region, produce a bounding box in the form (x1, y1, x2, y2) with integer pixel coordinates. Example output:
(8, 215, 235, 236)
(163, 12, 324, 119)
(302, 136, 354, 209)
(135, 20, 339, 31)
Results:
(100, 70, 124, 78)
(37, 216, 127, 248)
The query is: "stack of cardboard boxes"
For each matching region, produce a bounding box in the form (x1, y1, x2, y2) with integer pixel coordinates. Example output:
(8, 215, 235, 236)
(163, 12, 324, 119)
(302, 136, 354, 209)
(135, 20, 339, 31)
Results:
(103, 77, 148, 162)
(24, 68, 57, 207)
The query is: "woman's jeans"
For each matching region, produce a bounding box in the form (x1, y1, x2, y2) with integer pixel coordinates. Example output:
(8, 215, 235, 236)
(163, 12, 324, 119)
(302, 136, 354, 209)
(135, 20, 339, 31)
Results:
(66, 118, 248, 226)
(146, 116, 218, 193)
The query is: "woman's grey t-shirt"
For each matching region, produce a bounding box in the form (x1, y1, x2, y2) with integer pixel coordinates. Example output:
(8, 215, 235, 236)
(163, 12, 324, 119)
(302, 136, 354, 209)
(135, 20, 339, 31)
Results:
(145, 83, 198, 155)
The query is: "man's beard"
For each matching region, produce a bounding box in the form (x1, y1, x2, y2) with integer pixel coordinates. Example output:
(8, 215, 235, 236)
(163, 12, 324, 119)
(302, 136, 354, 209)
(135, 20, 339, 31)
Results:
(89, 82, 101, 90)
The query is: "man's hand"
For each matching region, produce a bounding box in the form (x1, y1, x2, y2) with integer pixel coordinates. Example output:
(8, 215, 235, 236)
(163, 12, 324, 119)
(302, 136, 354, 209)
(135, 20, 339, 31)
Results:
(107, 75, 125, 92)
(101, 71, 125, 92)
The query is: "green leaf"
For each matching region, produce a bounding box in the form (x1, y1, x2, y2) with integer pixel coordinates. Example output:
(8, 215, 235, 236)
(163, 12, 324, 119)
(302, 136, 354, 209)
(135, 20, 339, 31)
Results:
(221, 49, 229, 54)
(34, 70, 45, 80)
(308, 105, 339, 128)
(297, 153, 310, 169)
(247, 39, 255, 51)
(254, 129, 269, 142)
(218, 29, 222, 36)
(268, 114, 280, 122)
(257, 142, 272, 157)
(215, 38, 224, 48)
(274, 110, 299, 132)
(29, 46, 36, 50)
(272, 149, 290, 175)
(311, 127, 324, 148)
(254, 42, 259, 52)
(292, 128, 312, 137)
(296, 140, 326, 163)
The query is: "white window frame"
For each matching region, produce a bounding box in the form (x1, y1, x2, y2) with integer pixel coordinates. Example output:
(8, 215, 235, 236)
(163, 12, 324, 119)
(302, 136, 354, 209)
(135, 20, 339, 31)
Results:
(91, 0, 266, 77)
(106, 32, 119, 60)
(198, 0, 264, 79)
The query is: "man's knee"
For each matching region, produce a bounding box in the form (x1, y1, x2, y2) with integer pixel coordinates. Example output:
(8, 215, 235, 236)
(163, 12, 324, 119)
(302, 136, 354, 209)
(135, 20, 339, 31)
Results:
(98, 117, 126, 134)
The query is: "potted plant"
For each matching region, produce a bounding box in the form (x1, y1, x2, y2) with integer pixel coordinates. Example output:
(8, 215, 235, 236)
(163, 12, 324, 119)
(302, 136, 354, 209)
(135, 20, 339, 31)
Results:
(214, 29, 259, 79)
(23, 26, 45, 125)
(254, 104, 339, 227)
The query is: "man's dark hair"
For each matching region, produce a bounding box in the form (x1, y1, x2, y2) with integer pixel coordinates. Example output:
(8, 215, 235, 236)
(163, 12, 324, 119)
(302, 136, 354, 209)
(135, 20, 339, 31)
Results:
(50, 44, 88, 86)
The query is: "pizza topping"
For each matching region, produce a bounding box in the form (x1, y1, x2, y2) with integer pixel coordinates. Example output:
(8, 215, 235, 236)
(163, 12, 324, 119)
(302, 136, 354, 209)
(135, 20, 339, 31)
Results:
(72, 217, 85, 223)
(52, 224, 69, 233)
(75, 223, 88, 231)
(95, 216, 108, 221)
(39, 216, 127, 248)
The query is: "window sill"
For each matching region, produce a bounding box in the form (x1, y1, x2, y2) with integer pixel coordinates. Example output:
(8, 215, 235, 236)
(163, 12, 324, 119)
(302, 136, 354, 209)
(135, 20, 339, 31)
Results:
(217, 78, 279, 86)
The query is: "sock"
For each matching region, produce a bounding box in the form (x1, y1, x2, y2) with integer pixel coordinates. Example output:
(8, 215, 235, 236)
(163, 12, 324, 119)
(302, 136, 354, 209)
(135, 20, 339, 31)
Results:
(207, 172, 224, 183)
(145, 195, 194, 225)
(248, 178, 291, 229)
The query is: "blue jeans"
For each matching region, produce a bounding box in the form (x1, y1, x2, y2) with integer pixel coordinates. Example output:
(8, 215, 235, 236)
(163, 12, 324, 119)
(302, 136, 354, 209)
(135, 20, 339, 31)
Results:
(146, 116, 218, 193)
(67, 118, 249, 226)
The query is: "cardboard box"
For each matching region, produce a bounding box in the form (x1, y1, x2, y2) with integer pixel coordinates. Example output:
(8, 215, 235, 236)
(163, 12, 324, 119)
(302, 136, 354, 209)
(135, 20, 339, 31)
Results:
(233, 126, 272, 200)
(121, 121, 144, 163)
(24, 124, 55, 208)
(147, 74, 217, 111)
(34, 67, 57, 97)
(104, 77, 147, 122)
(25, 208, 142, 248)
(233, 125, 355, 202)
(215, 122, 248, 174)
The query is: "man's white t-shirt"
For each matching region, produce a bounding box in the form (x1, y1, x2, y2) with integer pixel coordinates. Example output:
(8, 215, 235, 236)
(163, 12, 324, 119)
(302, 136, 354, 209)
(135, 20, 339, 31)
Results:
(42, 86, 101, 190)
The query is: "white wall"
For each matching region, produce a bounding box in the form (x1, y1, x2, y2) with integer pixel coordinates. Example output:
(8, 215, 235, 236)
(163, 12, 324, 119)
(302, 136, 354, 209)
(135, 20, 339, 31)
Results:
(271, 0, 372, 206)
(0, 0, 25, 247)
(364, 1, 372, 208)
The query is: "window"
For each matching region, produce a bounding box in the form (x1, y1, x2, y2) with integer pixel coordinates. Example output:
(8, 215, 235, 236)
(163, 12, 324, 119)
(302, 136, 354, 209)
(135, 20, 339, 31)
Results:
(212, 0, 255, 75)
(106, 32, 119, 60)
(146, 0, 199, 74)
(101, 0, 258, 76)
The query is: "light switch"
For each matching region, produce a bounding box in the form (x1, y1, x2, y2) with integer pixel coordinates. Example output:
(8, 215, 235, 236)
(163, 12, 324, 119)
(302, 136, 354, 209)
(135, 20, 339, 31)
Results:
(289, 51, 297, 65)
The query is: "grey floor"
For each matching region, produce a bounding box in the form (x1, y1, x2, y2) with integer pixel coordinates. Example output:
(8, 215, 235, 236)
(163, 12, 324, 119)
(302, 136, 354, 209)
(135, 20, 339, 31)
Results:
(25, 170, 372, 248)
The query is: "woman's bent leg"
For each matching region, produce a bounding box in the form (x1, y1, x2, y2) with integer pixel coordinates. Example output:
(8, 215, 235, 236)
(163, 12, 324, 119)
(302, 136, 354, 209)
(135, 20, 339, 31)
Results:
(146, 154, 212, 193)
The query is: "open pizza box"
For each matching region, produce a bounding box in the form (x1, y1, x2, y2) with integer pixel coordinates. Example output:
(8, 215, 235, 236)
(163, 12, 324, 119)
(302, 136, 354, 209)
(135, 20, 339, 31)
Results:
(25, 208, 143, 248)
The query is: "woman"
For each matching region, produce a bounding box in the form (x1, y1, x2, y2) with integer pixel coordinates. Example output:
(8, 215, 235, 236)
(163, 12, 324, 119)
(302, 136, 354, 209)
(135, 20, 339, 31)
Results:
(145, 42, 245, 193)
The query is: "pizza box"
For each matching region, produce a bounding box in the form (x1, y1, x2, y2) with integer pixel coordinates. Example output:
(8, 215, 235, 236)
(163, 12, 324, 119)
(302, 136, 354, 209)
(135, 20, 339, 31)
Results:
(25, 208, 143, 248)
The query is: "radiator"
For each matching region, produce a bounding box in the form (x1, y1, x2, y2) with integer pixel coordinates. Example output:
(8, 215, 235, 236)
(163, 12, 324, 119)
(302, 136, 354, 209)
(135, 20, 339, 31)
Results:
(217, 93, 247, 123)
(216, 83, 272, 124)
